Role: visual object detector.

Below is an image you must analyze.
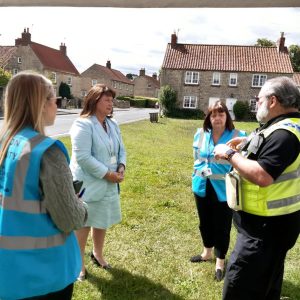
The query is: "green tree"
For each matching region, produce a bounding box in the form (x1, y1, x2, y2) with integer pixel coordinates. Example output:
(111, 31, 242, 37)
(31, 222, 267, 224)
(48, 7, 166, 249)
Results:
(0, 68, 11, 87)
(159, 85, 177, 115)
(233, 100, 249, 121)
(289, 44, 300, 72)
(59, 81, 71, 99)
(255, 38, 275, 47)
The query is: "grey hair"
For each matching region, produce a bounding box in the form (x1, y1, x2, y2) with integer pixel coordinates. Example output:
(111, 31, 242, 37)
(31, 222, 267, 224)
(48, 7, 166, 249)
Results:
(262, 76, 300, 109)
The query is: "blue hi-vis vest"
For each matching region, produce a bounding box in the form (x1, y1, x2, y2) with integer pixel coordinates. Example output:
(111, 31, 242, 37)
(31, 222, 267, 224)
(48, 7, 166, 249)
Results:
(192, 128, 246, 202)
(0, 127, 81, 300)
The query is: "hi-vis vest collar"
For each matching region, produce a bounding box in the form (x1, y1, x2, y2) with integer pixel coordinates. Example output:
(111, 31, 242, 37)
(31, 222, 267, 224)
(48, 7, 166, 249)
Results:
(241, 118, 300, 216)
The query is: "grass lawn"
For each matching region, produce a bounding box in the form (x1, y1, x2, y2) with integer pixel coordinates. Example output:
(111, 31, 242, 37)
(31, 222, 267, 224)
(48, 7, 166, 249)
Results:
(60, 118, 300, 300)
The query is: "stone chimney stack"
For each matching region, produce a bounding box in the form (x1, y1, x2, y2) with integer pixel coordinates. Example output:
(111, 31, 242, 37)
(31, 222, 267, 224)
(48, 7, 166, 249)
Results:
(171, 32, 177, 49)
(277, 32, 288, 53)
(152, 73, 157, 80)
(106, 60, 111, 69)
(139, 68, 145, 76)
(15, 28, 31, 46)
(60, 43, 67, 55)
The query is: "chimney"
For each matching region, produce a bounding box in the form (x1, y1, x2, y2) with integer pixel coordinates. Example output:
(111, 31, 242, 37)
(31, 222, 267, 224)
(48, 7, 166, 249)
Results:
(60, 43, 67, 55)
(16, 28, 31, 46)
(277, 32, 287, 53)
(106, 60, 111, 69)
(139, 68, 145, 76)
(171, 32, 177, 49)
(152, 73, 157, 80)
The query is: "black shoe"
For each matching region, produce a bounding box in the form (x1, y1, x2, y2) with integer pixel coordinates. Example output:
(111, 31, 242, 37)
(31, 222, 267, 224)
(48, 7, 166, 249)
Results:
(90, 252, 112, 270)
(77, 270, 88, 281)
(215, 268, 225, 282)
(190, 255, 212, 263)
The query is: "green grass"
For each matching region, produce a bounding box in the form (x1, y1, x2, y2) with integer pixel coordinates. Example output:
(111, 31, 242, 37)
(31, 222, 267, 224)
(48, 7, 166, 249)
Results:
(59, 118, 300, 300)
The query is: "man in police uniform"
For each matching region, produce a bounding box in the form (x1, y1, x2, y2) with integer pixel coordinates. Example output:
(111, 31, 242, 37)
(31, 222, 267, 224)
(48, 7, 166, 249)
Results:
(214, 76, 300, 300)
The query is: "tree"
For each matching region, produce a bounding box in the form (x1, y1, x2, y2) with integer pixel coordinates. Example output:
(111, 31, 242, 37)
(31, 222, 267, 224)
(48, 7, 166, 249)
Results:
(233, 100, 249, 121)
(255, 38, 275, 47)
(0, 67, 11, 87)
(59, 81, 71, 99)
(159, 85, 176, 115)
(289, 44, 300, 72)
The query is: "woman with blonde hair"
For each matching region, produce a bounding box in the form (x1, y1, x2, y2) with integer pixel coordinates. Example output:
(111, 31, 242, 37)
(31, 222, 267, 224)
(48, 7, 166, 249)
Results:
(70, 84, 126, 280)
(0, 71, 87, 299)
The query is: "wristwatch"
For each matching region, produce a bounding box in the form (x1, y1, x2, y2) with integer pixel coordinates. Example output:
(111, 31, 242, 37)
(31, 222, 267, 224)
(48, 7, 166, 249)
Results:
(225, 149, 237, 161)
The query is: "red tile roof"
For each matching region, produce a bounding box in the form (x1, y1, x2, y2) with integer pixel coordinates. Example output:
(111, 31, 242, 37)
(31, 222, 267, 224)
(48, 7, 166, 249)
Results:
(82, 64, 134, 85)
(30, 42, 79, 75)
(162, 44, 293, 73)
(293, 73, 300, 86)
(0, 46, 17, 67)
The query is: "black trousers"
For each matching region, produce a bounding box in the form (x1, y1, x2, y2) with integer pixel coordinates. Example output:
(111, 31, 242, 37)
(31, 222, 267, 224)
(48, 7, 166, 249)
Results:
(194, 180, 233, 259)
(21, 283, 74, 300)
(223, 231, 298, 300)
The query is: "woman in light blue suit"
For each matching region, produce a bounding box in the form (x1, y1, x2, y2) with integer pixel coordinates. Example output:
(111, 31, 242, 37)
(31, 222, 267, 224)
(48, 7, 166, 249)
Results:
(70, 84, 126, 280)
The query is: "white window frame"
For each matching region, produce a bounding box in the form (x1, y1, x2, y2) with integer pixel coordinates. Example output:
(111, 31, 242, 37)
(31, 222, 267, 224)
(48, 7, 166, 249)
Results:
(119, 82, 122, 90)
(183, 96, 197, 109)
(53, 88, 57, 96)
(229, 73, 238, 86)
(81, 90, 87, 97)
(212, 72, 221, 85)
(92, 79, 97, 86)
(252, 74, 267, 87)
(51, 72, 57, 84)
(67, 76, 72, 86)
(113, 81, 117, 88)
(13, 68, 18, 75)
(185, 71, 199, 85)
(249, 99, 257, 112)
(17, 57, 22, 64)
(126, 84, 129, 91)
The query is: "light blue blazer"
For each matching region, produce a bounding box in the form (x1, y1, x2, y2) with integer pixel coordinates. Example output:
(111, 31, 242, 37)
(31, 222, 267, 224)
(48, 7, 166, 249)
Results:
(70, 115, 126, 202)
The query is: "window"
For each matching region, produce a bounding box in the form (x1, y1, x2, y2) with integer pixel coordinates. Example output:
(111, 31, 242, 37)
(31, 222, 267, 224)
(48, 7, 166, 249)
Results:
(92, 79, 97, 86)
(81, 90, 87, 97)
(53, 88, 57, 96)
(113, 81, 117, 88)
(229, 73, 238, 86)
(13, 68, 18, 75)
(185, 71, 199, 84)
(126, 85, 129, 91)
(249, 99, 257, 112)
(67, 76, 72, 86)
(212, 72, 221, 85)
(51, 72, 57, 84)
(17, 57, 22, 63)
(252, 74, 267, 87)
(183, 96, 197, 108)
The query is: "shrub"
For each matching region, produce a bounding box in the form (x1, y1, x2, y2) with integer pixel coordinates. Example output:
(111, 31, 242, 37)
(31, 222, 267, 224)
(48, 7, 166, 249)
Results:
(233, 100, 249, 121)
(159, 85, 177, 115)
(170, 108, 205, 119)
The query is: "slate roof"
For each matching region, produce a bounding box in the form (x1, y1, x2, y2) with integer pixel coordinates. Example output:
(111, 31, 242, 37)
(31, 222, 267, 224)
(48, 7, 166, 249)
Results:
(30, 42, 79, 75)
(82, 64, 134, 85)
(162, 43, 293, 74)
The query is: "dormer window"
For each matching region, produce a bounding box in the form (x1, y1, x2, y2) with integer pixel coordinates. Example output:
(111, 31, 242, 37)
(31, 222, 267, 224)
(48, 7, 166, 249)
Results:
(17, 57, 22, 64)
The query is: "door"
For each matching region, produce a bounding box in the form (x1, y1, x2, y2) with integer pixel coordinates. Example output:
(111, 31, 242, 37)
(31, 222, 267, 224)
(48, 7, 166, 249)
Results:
(226, 98, 237, 120)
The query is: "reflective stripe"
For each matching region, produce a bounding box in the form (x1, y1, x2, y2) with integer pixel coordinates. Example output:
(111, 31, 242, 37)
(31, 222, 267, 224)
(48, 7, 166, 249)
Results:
(195, 170, 225, 180)
(274, 167, 300, 184)
(267, 194, 300, 209)
(1, 134, 47, 214)
(195, 157, 230, 165)
(0, 233, 68, 250)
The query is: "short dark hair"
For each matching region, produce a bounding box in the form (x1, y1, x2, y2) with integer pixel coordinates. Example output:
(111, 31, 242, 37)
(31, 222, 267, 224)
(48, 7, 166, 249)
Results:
(80, 84, 116, 117)
(203, 100, 234, 132)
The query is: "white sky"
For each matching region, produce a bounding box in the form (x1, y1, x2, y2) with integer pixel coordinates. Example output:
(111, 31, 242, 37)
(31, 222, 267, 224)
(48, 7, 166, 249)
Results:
(0, 7, 299, 76)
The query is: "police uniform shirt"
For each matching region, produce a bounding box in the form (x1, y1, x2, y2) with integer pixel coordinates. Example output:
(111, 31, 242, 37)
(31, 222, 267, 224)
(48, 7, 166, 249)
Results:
(234, 112, 300, 245)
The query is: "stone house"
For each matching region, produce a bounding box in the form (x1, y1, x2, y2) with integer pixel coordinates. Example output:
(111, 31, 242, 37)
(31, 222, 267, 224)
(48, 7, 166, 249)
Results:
(1, 28, 80, 101)
(160, 32, 294, 119)
(293, 73, 300, 90)
(133, 68, 160, 98)
(80, 61, 134, 98)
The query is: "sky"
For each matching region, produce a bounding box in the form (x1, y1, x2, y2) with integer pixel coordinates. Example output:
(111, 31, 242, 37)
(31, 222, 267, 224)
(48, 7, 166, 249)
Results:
(0, 7, 299, 76)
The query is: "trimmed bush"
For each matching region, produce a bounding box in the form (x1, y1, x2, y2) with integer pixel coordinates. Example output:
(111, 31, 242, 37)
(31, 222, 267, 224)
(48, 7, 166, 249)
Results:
(169, 108, 205, 120)
(233, 100, 249, 121)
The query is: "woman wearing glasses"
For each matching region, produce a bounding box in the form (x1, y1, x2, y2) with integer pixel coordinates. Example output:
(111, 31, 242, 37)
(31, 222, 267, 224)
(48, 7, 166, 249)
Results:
(70, 84, 126, 281)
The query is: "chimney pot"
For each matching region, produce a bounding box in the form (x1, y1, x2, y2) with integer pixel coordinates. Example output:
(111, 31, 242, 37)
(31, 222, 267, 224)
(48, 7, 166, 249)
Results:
(171, 33, 177, 49)
(277, 32, 287, 53)
(139, 68, 145, 76)
(60, 43, 67, 55)
(106, 60, 111, 69)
